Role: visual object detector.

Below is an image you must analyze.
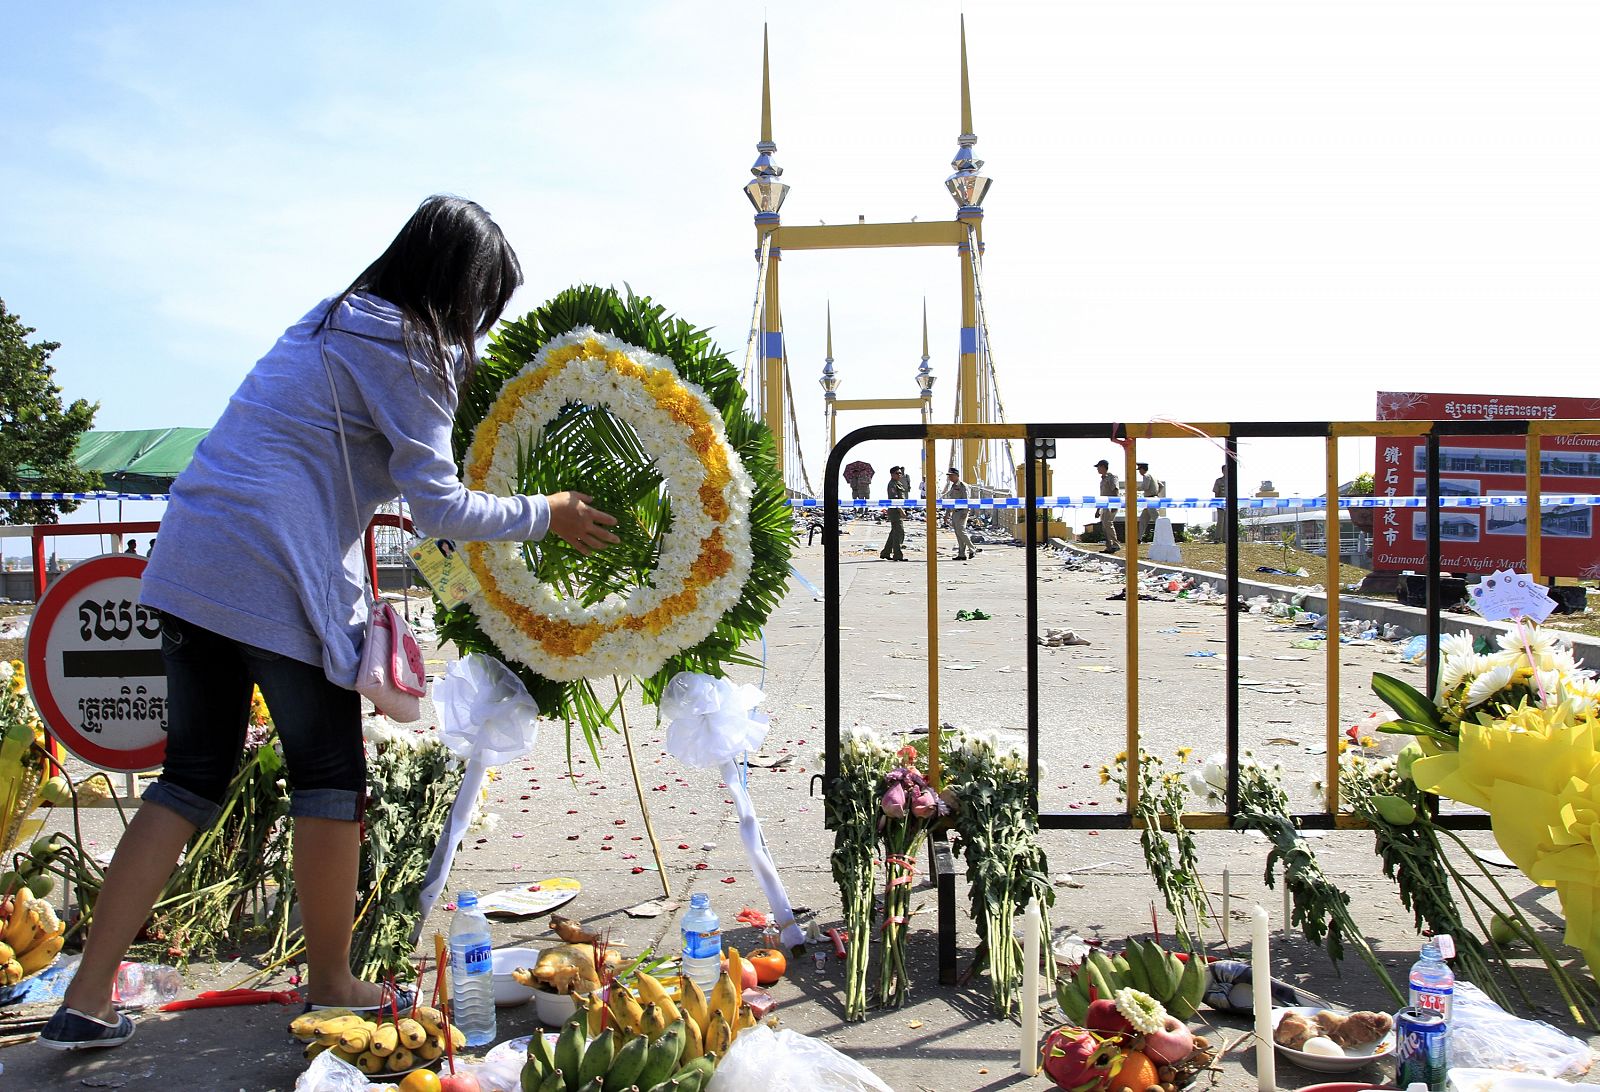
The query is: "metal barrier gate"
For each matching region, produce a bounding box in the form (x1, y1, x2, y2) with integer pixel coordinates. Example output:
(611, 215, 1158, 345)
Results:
(820, 419, 1600, 981)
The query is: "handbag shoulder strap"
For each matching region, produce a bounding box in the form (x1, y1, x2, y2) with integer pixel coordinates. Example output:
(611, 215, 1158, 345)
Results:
(319, 342, 376, 601)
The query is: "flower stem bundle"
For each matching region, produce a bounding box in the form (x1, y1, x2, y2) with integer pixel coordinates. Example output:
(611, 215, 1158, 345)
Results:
(1106, 750, 1212, 949)
(945, 730, 1055, 1016)
(1234, 761, 1405, 1006)
(825, 729, 894, 1020)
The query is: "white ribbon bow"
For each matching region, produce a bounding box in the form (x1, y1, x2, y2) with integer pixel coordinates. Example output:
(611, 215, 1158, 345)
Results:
(663, 671, 805, 949)
(417, 654, 541, 926)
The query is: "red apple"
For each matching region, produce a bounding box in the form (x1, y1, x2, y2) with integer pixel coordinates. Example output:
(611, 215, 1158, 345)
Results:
(439, 1075, 482, 1092)
(1085, 998, 1132, 1036)
(720, 955, 758, 989)
(1141, 1014, 1195, 1065)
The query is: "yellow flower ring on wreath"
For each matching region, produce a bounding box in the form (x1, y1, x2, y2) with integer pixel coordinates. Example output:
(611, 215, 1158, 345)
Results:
(461, 327, 755, 682)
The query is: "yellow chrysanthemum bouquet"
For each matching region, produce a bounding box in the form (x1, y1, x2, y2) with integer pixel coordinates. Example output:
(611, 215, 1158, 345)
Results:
(1375, 623, 1600, 993)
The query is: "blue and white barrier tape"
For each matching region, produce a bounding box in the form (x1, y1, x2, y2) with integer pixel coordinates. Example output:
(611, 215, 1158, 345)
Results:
(8, 490, 1600, 510)
(788, 494, 1600, 510)
(2, 491, 171, 501)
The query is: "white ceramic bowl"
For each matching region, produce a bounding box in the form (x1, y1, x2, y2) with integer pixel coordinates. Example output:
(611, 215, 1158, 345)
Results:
(533, 984, 580, 1026)
(491, 947, 540, 1007)
(1271, 1006, 1396, 1074)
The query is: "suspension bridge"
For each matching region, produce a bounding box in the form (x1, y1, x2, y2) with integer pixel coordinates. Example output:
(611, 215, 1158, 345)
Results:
(738, 20, 1017, 501)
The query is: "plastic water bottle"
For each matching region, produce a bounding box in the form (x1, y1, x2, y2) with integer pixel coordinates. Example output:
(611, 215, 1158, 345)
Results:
(449, 891, 496, 1047)
(112, 962, 184, 1008)
(680, 892, 722, 992)
(1408, 932, 1455, 1020)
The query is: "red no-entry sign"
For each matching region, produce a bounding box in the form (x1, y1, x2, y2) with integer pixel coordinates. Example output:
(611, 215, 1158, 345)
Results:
(25, 554, 168, 772)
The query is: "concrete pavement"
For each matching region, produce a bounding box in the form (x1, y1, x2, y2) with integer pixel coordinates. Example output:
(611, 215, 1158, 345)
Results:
(3, 517, 1596, 1089)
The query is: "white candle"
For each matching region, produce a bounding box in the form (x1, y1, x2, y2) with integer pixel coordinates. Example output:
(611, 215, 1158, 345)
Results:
(1021, 899, 1041, 1075)
(1221, 869, 1231, 947)
(1252, 905, 1276, 1092)
(1284, 884, 1292, 935)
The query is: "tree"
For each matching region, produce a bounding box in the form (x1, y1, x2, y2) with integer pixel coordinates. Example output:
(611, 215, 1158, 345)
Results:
(0, 299, 99, 525)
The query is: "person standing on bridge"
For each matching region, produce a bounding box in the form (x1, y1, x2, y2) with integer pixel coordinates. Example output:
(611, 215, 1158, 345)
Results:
(41, 196, 620, 1052)
(880, 466, 908, 561)
(1095, 458, 1121, 554)
(1211, 463, 1230, 544)
(1137, 462, 1159, 543)
(943, 467, 975, 561)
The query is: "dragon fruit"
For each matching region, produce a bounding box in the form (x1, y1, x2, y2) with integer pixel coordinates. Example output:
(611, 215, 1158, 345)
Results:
(1041, 1026, 1123, 1092)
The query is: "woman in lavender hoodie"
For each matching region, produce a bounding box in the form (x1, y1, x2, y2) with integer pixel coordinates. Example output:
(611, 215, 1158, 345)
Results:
(42, 196, 618, 1050)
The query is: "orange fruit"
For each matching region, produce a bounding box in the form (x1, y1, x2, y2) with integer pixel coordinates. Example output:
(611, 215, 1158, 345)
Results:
(399, 1071, 442, 1092)
(1106, 1049, 1160, 1092)
(746, 947, 788, 985)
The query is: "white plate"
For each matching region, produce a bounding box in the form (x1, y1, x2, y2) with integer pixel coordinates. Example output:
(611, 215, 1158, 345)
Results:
(1271, 1006, 1395, 1074)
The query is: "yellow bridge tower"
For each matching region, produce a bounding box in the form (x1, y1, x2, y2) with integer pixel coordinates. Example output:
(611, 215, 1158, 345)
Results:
(743, 18, 996, 489)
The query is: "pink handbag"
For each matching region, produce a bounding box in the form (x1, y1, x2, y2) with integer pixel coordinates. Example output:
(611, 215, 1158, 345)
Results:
(324, 345, 428, 723)
(354, 598, 427, 722)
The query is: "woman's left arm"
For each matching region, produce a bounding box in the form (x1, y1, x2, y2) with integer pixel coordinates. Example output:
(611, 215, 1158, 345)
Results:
(332, 336, 547, 543)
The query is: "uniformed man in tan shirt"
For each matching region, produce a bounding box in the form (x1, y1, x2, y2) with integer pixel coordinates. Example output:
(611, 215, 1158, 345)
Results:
(1095, 459, 1120, 553)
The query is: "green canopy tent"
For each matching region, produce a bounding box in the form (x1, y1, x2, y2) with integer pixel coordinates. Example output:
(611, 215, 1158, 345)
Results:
(71, 428, 207, 492)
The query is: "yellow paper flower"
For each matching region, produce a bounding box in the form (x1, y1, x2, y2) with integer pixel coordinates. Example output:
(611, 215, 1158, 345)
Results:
(1411, 703, 1600, 976)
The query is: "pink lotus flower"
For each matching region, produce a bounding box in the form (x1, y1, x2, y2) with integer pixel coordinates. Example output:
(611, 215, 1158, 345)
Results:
(881, 782, 908, 818)
(910, 783, 939, 818)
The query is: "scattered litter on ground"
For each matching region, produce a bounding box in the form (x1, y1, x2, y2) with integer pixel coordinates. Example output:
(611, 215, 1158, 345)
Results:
(1039, 628, 1091, 647)
(1186, 650, 1217, 658)
(624, 897, 681, 918)
(954, 608, 992, 620)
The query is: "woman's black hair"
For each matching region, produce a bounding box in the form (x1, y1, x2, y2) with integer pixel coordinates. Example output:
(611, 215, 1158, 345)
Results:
(327, 195, 522, 385)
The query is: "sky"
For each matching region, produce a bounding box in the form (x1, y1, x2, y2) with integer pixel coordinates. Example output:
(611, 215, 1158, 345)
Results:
(4, 0, 1599, 555)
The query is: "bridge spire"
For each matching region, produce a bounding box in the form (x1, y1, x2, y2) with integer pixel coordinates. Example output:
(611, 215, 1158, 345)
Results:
(745, 24, 788, 213)
(946, 15, 991, 209)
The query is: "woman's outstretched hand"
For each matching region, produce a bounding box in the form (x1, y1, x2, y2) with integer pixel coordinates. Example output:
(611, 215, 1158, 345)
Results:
(547, 492, 621, 555)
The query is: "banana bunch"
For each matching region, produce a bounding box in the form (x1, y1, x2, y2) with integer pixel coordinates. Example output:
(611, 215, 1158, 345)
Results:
(522, 952, 761, 1092)
(1057, 942, 1205, 1025)
(0, 884, 65, 985)
(289, 1004, 465, 1075)
(0, 834, 71, 901)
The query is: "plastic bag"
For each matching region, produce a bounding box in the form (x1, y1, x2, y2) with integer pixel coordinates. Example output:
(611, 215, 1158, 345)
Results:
(294, 1050, 373, 1092)
(457, 1049, 524, 1092)
(708, 1026, 893, 1092)
(1449, 980, 1592, 1079)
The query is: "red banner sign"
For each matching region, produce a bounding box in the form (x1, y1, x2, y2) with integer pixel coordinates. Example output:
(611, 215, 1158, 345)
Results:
(1374, 391, 1600, 578)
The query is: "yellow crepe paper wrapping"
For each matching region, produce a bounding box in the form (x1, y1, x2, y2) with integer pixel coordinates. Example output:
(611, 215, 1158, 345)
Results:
(1411, 704, 1600, 976)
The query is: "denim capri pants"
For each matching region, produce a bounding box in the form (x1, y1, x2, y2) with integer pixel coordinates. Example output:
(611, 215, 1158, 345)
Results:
(142, 611, 366, 826)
